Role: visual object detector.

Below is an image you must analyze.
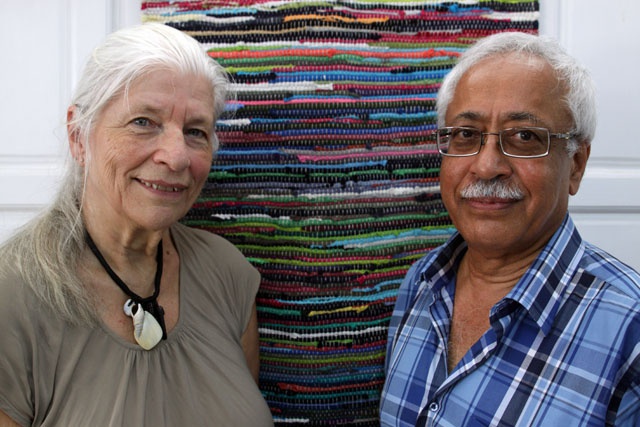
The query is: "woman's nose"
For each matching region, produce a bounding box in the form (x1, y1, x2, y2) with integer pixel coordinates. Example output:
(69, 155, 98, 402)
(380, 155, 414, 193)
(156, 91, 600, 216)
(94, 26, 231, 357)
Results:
(153, 128, 191, 171)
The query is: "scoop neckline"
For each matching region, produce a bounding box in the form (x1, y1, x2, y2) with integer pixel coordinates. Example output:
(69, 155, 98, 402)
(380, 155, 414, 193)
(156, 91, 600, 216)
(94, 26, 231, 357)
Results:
(97, 225, 186, 351)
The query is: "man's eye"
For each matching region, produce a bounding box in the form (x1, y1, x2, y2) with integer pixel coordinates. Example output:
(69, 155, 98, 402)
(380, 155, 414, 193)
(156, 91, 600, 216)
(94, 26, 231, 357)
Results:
(514, 129, 540, 142)
(517, 130, 532, 141)
(452, 128, 479, 140)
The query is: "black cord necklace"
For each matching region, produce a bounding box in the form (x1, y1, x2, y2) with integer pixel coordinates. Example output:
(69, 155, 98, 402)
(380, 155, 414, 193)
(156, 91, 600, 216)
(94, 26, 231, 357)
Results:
(85, 231, 168, 343)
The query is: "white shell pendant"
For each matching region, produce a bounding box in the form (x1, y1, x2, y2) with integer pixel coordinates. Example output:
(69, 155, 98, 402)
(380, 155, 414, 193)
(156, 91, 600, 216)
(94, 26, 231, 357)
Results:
(123, 299, 163, 350)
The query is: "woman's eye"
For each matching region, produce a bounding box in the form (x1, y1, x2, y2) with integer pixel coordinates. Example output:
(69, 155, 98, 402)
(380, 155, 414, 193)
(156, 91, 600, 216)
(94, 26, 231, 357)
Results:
(131, 117, 152, 127)
(186, 128, 209, 142)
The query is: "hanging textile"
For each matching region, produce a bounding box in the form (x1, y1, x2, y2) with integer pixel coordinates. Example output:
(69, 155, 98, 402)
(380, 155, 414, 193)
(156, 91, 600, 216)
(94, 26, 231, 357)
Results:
(142, 2, 538, 425)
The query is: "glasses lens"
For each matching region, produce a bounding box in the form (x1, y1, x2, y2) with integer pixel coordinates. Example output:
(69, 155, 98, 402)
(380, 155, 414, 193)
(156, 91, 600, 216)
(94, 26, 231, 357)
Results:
(501, 128, 550, 157)
(438, 127, 481, 156)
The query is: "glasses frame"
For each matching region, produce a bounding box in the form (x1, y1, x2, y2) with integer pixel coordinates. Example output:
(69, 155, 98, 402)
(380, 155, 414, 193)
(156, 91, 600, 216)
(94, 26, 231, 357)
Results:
(436, 126, 578, 159)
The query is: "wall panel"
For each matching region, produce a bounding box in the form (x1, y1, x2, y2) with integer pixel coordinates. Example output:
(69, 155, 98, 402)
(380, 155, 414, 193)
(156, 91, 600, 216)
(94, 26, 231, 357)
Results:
(0, 0, 140, 240)
(540, 0, 640, 269)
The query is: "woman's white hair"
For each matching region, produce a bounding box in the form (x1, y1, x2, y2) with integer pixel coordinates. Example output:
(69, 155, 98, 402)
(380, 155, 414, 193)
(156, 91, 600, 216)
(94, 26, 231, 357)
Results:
(0, 23, 229, 324)
(436, 32, 597, 156)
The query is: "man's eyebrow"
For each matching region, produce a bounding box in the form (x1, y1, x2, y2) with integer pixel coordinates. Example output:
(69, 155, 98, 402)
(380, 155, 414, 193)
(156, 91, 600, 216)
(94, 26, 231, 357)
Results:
(456, 111, 481, 120)
(507, 111, 540, 124)
(452, 111, 541, 124)
(452, 111, 481, 122)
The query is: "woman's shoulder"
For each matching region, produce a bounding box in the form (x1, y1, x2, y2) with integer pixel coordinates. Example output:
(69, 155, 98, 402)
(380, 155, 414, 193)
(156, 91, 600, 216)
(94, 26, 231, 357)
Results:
(171, 223, 260, 315)
(0, 262, 45, 353)
(172, 223, 237, 251)
(0, 264, 30, 307)
(171, 223, 254, 273)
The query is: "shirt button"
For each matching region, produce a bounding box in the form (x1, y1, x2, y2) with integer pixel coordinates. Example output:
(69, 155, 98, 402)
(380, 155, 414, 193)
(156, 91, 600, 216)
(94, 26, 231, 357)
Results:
(429, 401, 439, 412)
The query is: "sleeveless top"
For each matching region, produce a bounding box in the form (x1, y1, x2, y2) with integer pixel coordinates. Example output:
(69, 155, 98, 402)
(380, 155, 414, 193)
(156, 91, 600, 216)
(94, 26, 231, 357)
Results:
(0, 223, 273, 427)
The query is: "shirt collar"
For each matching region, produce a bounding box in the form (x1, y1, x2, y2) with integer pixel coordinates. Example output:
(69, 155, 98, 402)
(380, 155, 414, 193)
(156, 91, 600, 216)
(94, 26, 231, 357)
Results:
(419, 214, 585, 335)
(416, 232, 466, 299)
(508, 214, 585, 334)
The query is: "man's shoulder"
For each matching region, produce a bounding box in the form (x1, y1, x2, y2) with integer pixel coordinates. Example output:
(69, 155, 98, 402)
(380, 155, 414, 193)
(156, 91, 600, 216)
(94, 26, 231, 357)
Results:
(395, 239, 458, 306)
(580, 241, 640, 300)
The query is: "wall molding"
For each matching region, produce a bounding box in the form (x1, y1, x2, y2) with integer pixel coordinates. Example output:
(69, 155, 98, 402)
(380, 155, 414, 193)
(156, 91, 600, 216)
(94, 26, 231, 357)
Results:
(571, 160, 640, 209)
(0, 156, 64, 207)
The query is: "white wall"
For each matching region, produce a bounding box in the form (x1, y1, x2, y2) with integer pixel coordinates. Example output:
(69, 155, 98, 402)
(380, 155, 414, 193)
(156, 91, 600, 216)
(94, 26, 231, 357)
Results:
(539, 0, 640, 269)
(0, 0, 140, 240)
(1, 0, 638, 269)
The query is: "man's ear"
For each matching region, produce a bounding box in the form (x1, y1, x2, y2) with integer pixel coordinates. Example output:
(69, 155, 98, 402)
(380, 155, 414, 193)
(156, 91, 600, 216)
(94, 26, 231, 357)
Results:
(67, 106, 85, 166)
(569, 142, 591, 196)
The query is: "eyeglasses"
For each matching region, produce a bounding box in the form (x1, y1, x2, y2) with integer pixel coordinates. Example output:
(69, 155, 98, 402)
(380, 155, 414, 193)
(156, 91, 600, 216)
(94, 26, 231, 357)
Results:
(436, 126, 577, 159)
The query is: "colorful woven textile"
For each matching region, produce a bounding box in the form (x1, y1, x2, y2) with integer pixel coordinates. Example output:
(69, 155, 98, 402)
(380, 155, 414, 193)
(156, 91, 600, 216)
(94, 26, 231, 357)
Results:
(142, 2, 538, 425)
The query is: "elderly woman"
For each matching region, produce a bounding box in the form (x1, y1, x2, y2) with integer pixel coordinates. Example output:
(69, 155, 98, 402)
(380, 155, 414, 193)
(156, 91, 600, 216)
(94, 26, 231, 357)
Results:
(0, 24, 273, 426)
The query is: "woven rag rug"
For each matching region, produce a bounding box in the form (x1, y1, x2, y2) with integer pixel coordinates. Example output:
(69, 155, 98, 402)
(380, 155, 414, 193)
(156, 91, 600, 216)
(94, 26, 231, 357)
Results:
(141, 1, 539, 425)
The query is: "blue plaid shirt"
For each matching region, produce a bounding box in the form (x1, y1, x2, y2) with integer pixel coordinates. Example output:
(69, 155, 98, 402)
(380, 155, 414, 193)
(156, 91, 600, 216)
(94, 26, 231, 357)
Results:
(380, 215, 640, 426)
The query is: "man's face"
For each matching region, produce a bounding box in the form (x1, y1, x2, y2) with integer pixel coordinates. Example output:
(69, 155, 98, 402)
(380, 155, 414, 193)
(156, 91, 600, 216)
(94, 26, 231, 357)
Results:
(440, 53, 589, 260)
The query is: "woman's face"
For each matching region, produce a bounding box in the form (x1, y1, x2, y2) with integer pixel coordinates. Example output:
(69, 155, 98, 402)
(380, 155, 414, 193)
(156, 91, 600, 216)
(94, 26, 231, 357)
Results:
(78, 69, 215, 234)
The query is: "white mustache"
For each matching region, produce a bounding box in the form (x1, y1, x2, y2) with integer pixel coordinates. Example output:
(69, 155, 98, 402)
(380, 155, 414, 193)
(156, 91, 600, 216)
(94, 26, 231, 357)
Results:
(461, 179, 525, 200)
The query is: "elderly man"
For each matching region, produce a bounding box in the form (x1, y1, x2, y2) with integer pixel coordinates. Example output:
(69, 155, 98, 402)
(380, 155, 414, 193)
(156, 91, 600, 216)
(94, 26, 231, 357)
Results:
(380, 32, 640, 427)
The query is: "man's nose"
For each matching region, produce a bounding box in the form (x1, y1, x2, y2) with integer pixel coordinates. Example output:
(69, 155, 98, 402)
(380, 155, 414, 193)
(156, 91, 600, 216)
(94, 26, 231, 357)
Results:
(470, 133, 512, 179)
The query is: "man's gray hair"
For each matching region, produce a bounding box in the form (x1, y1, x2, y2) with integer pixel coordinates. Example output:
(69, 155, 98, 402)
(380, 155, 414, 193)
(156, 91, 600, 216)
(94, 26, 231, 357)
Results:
(436, 31, 596, 155)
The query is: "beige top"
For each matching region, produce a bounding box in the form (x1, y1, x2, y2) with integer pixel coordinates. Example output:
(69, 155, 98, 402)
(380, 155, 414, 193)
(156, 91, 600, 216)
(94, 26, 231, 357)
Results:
(0, 223, 273, 427)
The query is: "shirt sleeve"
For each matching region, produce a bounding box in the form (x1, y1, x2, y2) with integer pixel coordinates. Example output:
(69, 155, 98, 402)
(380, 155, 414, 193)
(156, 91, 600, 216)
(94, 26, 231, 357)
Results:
(177, 224, 261, 338)
(614, 380, 640, 425)
(225, 242, 261, 335)
(0, 269, 35, 426)
(385, 253, 432, 372)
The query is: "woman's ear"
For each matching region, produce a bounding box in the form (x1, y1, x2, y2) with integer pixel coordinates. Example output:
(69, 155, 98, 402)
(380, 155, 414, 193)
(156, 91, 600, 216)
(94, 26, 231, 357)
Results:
(67, 106, 85, 166)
